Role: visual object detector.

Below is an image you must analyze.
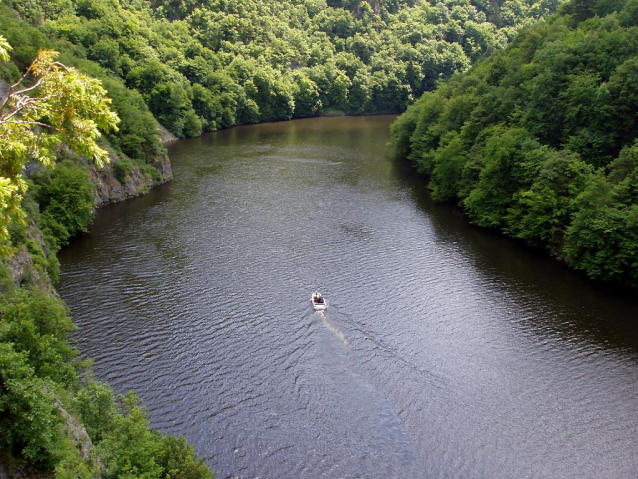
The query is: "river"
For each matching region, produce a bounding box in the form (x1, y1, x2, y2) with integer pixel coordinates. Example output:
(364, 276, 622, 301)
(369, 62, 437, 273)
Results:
(58, 116, 638, 478)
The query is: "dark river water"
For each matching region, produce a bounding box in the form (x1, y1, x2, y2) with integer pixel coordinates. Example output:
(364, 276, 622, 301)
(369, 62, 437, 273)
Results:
(58, 116, 638, 478)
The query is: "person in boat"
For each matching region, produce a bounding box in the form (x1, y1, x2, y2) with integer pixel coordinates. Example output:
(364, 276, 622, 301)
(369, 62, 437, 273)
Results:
(313, 292, 323, 303)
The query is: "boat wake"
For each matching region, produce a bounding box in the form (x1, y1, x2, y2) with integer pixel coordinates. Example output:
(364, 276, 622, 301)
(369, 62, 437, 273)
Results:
(316, 309, 349, 349)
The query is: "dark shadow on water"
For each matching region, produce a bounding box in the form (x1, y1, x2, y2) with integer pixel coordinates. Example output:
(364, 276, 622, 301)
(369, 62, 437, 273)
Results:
(390, 154, 638, 355)
(59, 181, 173, 258)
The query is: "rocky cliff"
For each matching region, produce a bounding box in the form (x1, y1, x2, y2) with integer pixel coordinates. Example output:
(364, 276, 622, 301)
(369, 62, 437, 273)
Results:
(90, 153, 172, 207)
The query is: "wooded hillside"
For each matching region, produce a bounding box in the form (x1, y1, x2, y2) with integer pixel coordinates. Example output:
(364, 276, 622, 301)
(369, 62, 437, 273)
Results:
(3, 0, 562, 140)
(392, 0, 638, 287)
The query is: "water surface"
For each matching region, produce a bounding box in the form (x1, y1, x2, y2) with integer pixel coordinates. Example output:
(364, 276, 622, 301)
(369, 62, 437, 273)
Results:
(59, 116, 638, 478)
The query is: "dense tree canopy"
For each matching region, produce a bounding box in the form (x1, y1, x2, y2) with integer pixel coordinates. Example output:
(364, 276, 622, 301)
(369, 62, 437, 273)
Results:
(2, 0, 563, 141)
(391, 0, 638, 287)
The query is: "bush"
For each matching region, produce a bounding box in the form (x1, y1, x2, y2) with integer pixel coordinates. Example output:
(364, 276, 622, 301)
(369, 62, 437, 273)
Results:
(140, 163, 163, 183)
(0, 289, 79, 387)
(155, 434, 214, 479)
(112, 158, 134, 184)
(77, 380, 117, 443)
(0, 343, 67, 467)
(32, 160, 95, 248)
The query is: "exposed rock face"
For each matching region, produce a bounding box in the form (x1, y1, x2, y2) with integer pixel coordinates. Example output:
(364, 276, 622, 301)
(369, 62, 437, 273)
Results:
(90, 154, 172, 207)
(4, 243, 53, 292)
(157, 123, 179, 143)
(0, 79, 8, 103)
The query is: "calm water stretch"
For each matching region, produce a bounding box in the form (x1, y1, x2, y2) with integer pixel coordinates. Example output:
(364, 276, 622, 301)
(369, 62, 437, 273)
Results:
(58, 116, 638, 478)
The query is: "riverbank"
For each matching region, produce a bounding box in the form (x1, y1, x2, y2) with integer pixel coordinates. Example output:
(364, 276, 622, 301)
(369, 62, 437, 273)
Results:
(0, 131, 210, 477)
(90, 153, 172, 207)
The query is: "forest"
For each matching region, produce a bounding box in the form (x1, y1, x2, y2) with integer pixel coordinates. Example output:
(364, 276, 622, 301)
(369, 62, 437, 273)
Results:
(2, 0, 561, 142)
(391, 0, 638, 287)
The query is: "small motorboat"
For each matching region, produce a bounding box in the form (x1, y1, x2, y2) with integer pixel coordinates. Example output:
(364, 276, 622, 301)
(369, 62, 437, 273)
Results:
(311, 291, 327, 311)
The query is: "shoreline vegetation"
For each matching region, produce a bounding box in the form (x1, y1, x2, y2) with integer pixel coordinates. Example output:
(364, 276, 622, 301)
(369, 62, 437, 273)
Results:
(391, 0, 638, 289)
(0, 28, 213, 479)
(1, 0, 562, 141)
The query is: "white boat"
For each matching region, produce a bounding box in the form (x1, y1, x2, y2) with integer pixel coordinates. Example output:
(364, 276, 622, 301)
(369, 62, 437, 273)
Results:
(311, 292, 327, 311)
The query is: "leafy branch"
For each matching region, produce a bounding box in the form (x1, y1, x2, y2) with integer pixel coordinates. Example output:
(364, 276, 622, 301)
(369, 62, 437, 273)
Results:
(0, 34, 119, 246)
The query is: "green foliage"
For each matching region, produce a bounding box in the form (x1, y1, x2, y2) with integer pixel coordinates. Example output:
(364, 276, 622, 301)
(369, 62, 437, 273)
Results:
(506, 149, 594, 246)
(3, 0, 562, 140)
(463, 127, 538, 227)
(113, 158, 163, 186)
(78, 388, 215, 479)
(0, 289, 79, 387)
(0, 343, 67, 467)
(0, 28, 118, 248)
(98, 75, 164, 163)
(31, 160, 95, 249)
(140, 164, 163, 184)
(77, 380, 117, 443)
(392, 0, 638, 287)
(155, 435, 213, 479)
(97, 392, 164, 479)
(563, 174, 638, 283)
(563, 143, 638, 283)
(0, 4, 165, 176)
(112, 158, 134, 184)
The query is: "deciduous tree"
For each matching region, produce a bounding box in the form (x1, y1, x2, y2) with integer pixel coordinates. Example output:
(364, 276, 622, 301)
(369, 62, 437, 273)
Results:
(0, 35, 118, 245)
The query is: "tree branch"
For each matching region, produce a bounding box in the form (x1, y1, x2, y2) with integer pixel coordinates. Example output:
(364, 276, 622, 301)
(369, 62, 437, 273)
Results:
(10, 78, 44, 98)
(1, 120, 58, 130)
(0, 96, 39, 124)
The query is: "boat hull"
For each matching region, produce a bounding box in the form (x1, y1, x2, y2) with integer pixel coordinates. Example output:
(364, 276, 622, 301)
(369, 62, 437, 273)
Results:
(311, 294, 327, 311)
(312, 302, 327, 311)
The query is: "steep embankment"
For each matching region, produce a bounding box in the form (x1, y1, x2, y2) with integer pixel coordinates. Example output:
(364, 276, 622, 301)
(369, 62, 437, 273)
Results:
(391, 0, 638, 288)
(0, 31, 210, 479)
(89, 149, 172, 207)
(0, 143, 213, 477)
